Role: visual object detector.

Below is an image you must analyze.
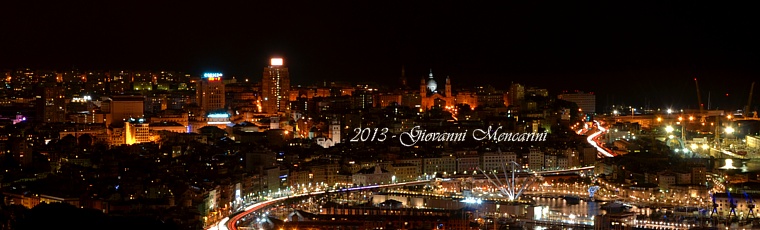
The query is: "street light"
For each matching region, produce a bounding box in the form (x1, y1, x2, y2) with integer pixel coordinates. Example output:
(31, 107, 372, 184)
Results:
(725, 126, 735, 134)
(665, 126, 674, 133)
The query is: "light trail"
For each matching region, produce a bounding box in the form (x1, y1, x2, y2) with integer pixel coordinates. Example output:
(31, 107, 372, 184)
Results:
(214, 180, 430, 230)
(588, 120, 614, 157)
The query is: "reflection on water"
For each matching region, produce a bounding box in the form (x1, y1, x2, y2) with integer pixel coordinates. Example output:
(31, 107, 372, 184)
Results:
(715, 158, 760, 172)
(531, 197, 604, 226)
(529, 197, 658, 228)
(533, 197, 605, 217)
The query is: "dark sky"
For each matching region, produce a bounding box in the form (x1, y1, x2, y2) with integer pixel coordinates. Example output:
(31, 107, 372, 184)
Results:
(1, 1, 759, 111)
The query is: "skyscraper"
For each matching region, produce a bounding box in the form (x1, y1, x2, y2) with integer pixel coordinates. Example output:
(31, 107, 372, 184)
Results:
(262, 58, 290, 114)
(107, 95, 145, 126)
(197, 73, 226, 114)
(35, 83, 66, 123)
(558, 91, 596, 114)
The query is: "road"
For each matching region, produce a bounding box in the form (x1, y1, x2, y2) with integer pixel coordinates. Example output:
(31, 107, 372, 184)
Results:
(213, 180, 431, 230)
(588, 120, 615, 157)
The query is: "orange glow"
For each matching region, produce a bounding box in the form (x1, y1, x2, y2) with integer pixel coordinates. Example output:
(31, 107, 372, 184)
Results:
(208, 76, 221, 82)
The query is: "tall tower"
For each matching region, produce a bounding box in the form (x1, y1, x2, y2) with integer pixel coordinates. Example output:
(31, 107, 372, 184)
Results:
(36, 83, 66, 123)
(262, 58, 290, 114)
(420, 78, 427, 97)
(198, 73, 226, 114)
(445, 76, 452, 97)
(330, 120, 341, 144)
(400, 66, 407, 88)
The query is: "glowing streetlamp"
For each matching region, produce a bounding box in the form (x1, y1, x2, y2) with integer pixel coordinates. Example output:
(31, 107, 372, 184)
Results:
(725, 126, 735, 134)
(665, 126, 674, 133)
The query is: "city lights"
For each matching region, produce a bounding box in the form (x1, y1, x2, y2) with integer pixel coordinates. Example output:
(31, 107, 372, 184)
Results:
(270, 58, 283, 66)
(3, 4, 755, 230)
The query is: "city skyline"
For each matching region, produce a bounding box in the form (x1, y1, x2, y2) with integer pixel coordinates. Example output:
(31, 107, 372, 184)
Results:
(4, 2, 760, 230)
(2, 2, 759, 110)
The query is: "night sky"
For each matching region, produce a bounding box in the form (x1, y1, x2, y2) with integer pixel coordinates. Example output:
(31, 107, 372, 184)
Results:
(2, 1, 759, 110)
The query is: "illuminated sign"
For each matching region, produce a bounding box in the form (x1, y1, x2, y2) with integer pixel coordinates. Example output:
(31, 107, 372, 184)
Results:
(207, 113, 230, 118)
(203, 73, 223, 81)
(270, 58, 283, 66)
(72, 95, 92, 102)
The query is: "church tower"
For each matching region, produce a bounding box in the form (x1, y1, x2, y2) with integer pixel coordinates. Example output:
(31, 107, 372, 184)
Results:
(445, 76, 452, 97)
(400, 66, 407, 88)
(330, 120, 341, 144)
(420, 77, 427, 97)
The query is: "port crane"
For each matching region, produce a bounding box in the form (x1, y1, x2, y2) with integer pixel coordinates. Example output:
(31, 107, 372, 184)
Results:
(744, 192, 756, 218)
(711, 193, 719, 217)
(729, 190, 738, 218)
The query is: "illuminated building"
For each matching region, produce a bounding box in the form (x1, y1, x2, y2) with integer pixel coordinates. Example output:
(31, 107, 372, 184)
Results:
(455, 91, 478, 109)
(125, 119, 151, 145)
(316, 120, 341, 148)
(377, 93, 402, 108)
(558, 91, 596, 114)
(151, 109, 189, 128)
(197, 72, 226, 114)
(107, 95, 145, 126)
(509, 83, 525, 107)
(10, 129, 33, 167)
(419, 70, 454, 111)
(35, 84, 66, 123)
(261, 58, 290, 114)
(205, 112, 231, 130)
(528, 148, 544, 171)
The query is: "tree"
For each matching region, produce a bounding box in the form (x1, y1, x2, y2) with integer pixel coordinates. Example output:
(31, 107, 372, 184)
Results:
(456, 103, 472, 113)
(78, 134, 93, 148)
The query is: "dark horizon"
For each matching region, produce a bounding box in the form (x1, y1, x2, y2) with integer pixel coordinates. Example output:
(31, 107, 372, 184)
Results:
(2, 1, 759, 110)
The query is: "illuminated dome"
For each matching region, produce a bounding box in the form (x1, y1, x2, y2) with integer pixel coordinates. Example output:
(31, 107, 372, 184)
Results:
(426, 70, 437, 93)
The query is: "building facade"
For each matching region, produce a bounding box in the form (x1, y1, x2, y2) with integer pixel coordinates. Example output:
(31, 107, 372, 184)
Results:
(262, 58, 290, 114)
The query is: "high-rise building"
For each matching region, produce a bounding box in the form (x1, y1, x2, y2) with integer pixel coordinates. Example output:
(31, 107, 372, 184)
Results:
(558, 91, 596, 114)
(107, 95, 145, 126)
(262, 58, 290, 114)
(197, 73, 226, 114)
(35, 83, 66, 123)
(508, 83, 525, 107)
